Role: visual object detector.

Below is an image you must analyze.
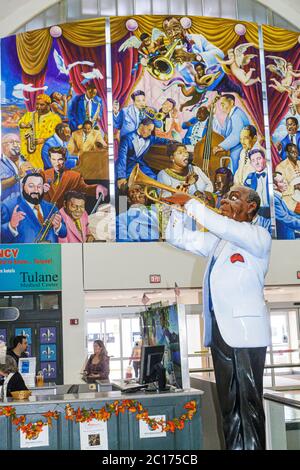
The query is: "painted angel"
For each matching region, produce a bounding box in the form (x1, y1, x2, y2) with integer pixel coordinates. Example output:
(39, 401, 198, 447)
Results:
(216, 43, 260, 86)
(118, 28, 166, 66)
(288, 81, 300, 115)
(266, 56, 300, 93)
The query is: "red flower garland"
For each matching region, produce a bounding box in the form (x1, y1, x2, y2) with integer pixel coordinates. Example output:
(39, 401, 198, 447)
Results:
(0, 399, 197, 440)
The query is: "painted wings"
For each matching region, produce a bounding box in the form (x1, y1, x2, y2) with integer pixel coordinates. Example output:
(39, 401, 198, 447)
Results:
(234, 43, 257, 67)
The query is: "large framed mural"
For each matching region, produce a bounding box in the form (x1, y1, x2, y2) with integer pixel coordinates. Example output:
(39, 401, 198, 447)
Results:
(112, 15, 271, 242)
(0, 19, 113, 244)
(1, 15, 300, 244)
(263, 25, 300, 240)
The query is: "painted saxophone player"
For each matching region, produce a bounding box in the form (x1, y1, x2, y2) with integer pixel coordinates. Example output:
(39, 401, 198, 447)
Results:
(165, 185, 272, 450)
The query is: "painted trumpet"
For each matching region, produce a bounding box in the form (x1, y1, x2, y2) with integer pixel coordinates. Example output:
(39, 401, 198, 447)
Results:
(128, 164, 221, 222)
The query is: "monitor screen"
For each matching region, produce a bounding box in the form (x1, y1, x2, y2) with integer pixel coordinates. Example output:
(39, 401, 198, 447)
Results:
(140, 345, 165, 385)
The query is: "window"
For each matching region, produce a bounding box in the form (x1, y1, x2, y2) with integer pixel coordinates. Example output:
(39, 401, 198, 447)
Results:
(11, 295, 34, 311)
(38, 294, 60, 311)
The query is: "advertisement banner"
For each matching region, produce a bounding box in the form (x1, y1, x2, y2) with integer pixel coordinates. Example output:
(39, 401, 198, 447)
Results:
(0, 244, 61, 291)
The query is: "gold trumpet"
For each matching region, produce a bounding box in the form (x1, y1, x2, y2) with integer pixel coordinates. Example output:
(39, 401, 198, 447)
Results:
(144, 107, 165, 121)
(128, 164, 221, 224)
(146, 38, 182, 81)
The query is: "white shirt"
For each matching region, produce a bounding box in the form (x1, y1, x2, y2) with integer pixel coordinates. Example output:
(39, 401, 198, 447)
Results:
(132, 133, 150, 158)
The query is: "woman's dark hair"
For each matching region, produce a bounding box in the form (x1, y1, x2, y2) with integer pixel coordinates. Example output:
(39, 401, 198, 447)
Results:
(94, 340, 108, 356)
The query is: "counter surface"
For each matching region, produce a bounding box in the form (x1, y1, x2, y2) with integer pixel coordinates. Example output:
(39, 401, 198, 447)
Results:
(1, 388, 203, 406)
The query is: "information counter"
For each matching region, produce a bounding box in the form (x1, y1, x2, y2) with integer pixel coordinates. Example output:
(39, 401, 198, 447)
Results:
(0, 389, 203, 450)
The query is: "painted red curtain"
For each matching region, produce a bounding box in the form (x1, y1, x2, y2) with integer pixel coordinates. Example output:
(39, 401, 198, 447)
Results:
(57, 37, 107, 133)
(265, 44, 300, 167)
(22, 68, 48, 111)
(112, 33, 143, 105)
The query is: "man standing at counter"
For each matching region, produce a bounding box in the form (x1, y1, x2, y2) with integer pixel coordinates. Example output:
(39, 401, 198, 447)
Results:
(7, 335, 28, 366)
(166, 186, 272, 450)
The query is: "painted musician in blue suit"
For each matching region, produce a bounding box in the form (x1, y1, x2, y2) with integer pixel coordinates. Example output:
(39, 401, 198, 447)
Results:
(277, 117, 300, 161)
(273, 171, 300, 239)
(1, 173, 67, 243)
(213, 94, 250, 174)
(116, 118, 170, 189)
(113, 90, 162, 139)
(68, 83, 103, 132)
(244, 149, 270, 219)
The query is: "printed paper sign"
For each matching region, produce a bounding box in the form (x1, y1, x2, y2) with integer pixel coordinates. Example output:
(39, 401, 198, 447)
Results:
(139, 415, 167, 439)
(20, 425, 49, 448)
(79, 419, 108, 450)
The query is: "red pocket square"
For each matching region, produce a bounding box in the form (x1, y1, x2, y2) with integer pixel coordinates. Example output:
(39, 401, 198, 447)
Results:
(230, 253, 245, 264)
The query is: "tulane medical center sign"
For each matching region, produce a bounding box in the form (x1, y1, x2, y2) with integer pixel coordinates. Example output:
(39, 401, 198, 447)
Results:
(0, 244, 61, 291)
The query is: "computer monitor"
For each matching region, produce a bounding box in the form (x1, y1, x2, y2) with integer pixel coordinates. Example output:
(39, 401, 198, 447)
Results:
(140, 345, 166, 391)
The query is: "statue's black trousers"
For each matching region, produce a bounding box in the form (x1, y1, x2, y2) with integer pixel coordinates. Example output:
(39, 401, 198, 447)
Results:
(210, 312, 267, 450)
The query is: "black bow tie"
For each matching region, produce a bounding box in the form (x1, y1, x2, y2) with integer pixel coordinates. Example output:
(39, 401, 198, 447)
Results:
(257, 172, 266, 179)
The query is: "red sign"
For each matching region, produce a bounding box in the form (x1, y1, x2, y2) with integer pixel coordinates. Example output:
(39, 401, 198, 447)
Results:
(149, 274, 161, 284)
(70, 319, 79, 325)
(297, 271, 300, 279)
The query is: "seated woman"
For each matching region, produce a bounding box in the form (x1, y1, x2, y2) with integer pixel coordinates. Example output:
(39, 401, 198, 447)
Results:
(0, 355, 28, 398)
(83, 340, 110, 383)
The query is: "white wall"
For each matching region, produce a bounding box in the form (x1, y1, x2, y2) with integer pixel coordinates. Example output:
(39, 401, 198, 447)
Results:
(61, 243, 85, 384)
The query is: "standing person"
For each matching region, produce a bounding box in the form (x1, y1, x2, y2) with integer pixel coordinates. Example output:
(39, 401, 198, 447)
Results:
(276, 117, 300, 160)
(166, 185, 271, 450)
(0, 356, 28, 398)
(275, 143, 300, 211)
(129, 340, 142, 380)
(18, 94, 62, 169)
(83, 340, 110, 383)
(273, 171, 300, 239)
(68, 82, 103, 132)
(7, 335, 28, 365)
(244, 149, 270, 218)
(213, 94, 250, 174)
(234, 125, 260, 185)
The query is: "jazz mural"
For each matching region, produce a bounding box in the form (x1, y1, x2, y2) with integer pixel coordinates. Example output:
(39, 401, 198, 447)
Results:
(263, 25, 300, 239)
(0, 19, 113, 244)
(111, 15, 271, 242)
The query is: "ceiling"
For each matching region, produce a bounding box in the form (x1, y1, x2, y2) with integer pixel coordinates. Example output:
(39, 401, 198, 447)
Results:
(0, 0, 299, 37)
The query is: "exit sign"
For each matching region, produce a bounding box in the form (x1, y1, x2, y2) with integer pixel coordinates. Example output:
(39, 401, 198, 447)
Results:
(150, 274, 161, 284)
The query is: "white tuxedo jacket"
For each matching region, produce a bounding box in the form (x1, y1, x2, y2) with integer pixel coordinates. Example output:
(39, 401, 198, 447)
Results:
(166, 199, 272, 348)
